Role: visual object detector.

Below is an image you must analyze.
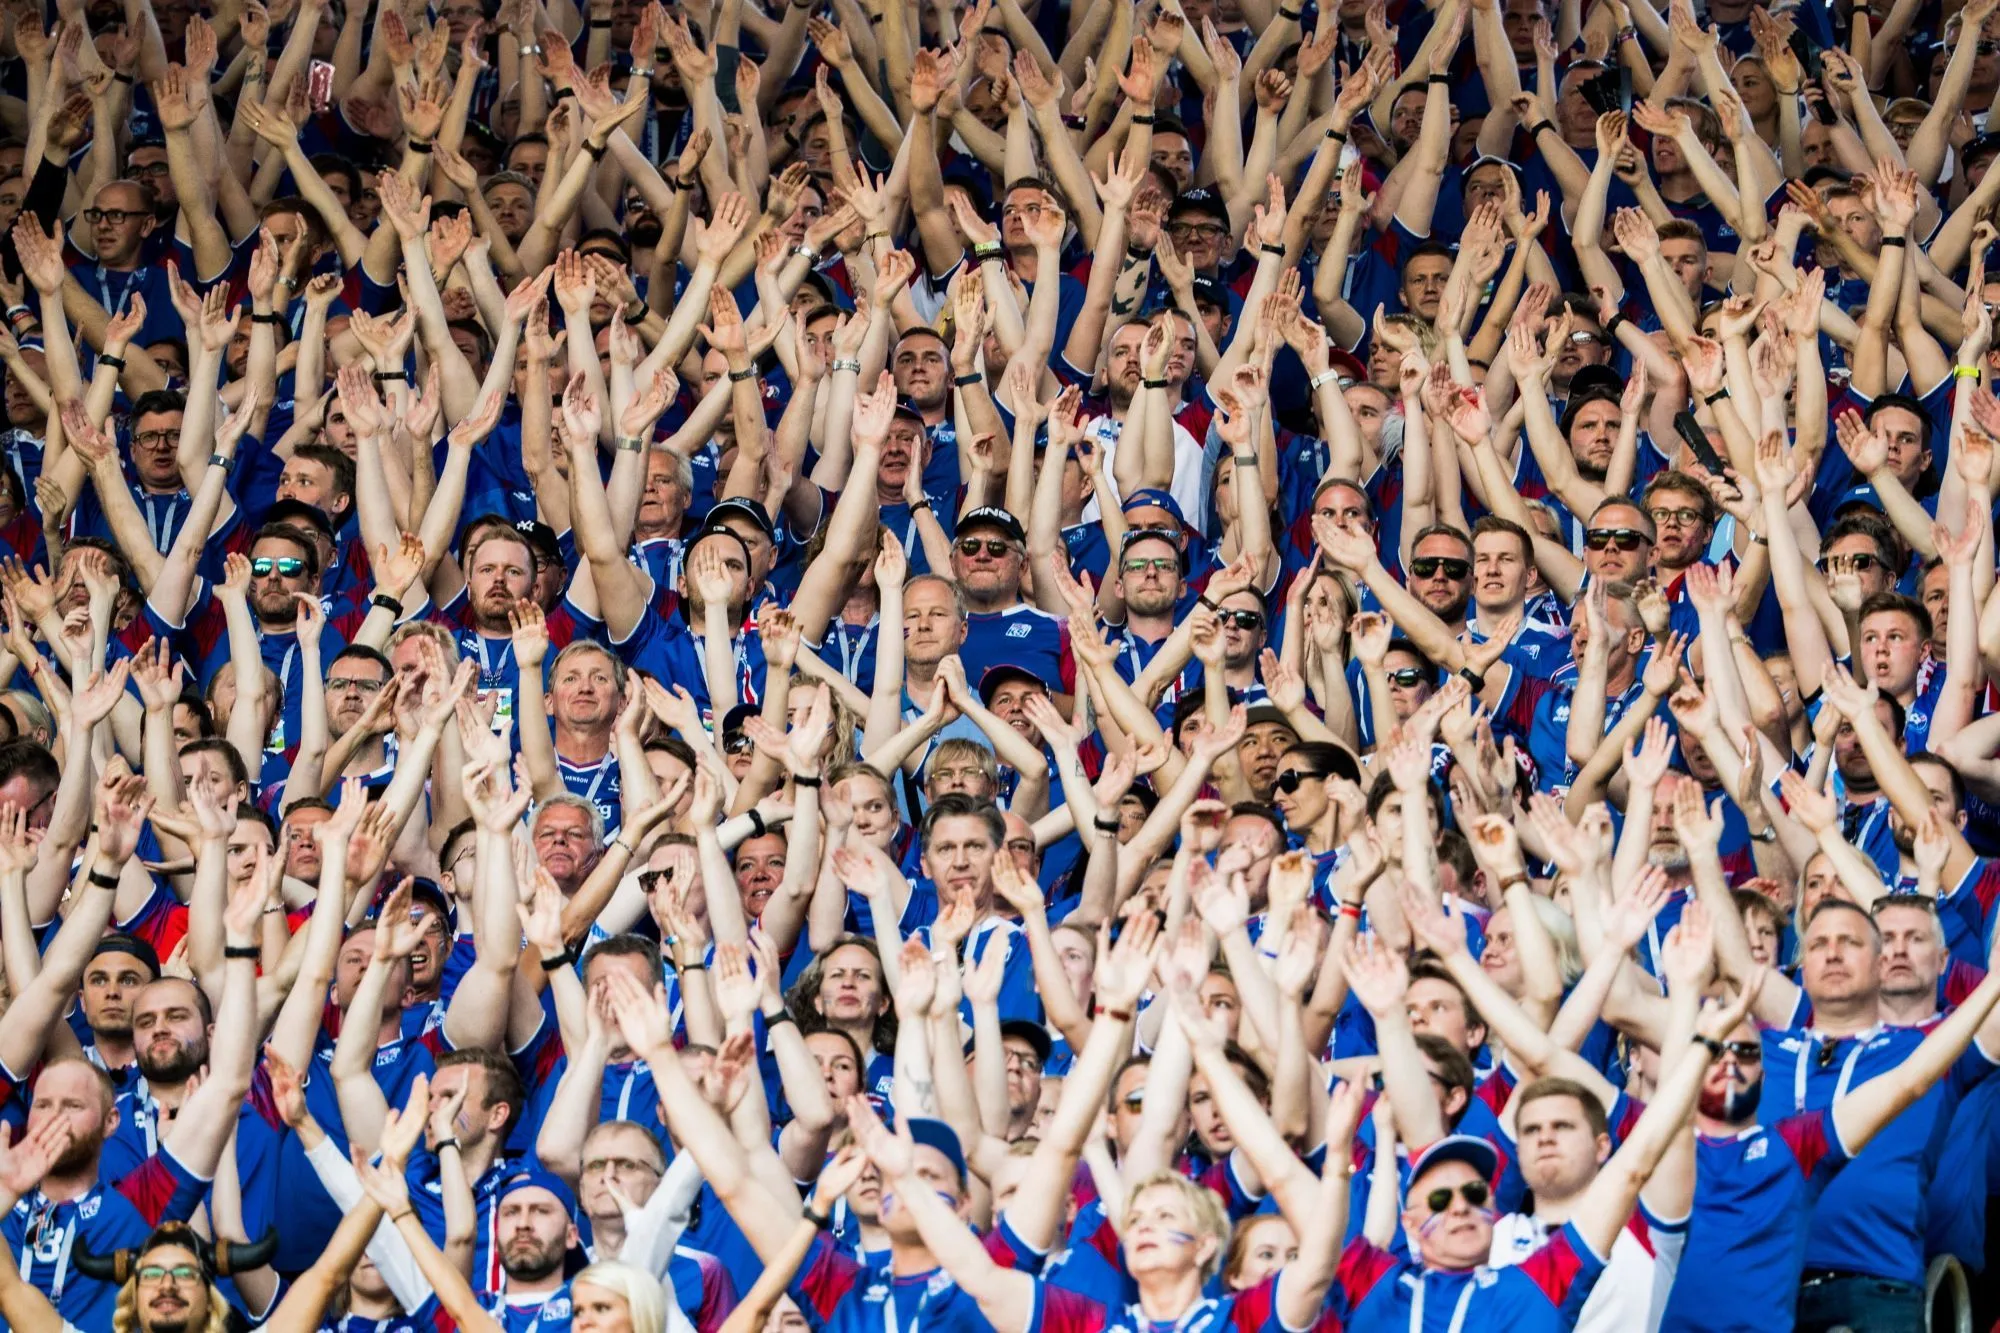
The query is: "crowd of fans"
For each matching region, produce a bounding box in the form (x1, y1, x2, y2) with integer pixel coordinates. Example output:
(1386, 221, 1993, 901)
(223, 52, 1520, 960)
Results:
(0, 0, 1998, 1329)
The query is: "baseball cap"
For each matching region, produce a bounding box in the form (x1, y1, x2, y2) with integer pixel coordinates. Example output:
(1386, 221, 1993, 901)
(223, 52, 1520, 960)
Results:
(703, 497, 776, 542)
(1327, 346, 1368, 385)
(497, 1166, 579, 1216)
(978, 663, 1046, 707)
(90, 932, 161, 979)
(892, 397, 930, 428)
(1406, 1133, 1501, 1190)
(1244, 703, 1294, 733)
(1831, 483, 1885, 514)
(901, 1116, 968, 1182)
(1190, 274, 1230, 310)
(512, 518, 562, 563)
(263, 499, 336, 543)
(957, 506, 1026, 545)
(1169, 187, 1229, 226)
(1121, 488, 1188, 529)
(999, 1019, 1054, 1069)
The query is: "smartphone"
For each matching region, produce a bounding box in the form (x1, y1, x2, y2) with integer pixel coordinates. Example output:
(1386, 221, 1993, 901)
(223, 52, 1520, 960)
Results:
(1674, 409, 1728, 476)
(1617, 66, 1633, 115)
(1790, 32, 1838, 124)
(308, 59, 335, 115)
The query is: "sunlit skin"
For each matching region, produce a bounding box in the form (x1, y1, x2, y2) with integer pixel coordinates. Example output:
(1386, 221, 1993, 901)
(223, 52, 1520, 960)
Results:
(1406, 975, 1486, 1056)
(733, 830, 787, 920)
(1822, 532, 1895, 600)
(1515, 1091, 1610, 1200)
(1227, 1214, 1299, 1291)
(1858, 607, 1926, 703)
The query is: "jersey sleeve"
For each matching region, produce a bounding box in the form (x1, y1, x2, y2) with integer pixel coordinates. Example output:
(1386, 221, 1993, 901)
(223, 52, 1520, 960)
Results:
(114, 1148, 210, 1226)
(787, 1231, 861, 1320)
(1334, 1235, 1403, 1311)
(1515, 1220, 1608, 1314)
(1777, 1106, 1851, 1180)
(986, 1210, 1051, 1274)
(1027, 1279, 1106, 1333)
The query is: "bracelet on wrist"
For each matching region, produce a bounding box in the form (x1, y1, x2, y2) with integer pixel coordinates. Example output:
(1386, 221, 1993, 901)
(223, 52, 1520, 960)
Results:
(831, 357, 862, 373)
(971, 241, 1005, 261)
(1881, 235, 1907, 247)
(1142, 376, 1169, 388)
(1131, 112, 1156, 125)
(1259, 242, 1285, 256)
(727, 366, 759, 382)
(908, 497, 933, 514)
(1278, 5, 1303, 17)
(1529, 120, 1556, 139)
(1427, 73, 1450, 84)
(1095, 1003, 1134, 1021)
(763, 1007, 798, 1027)
(87, 868, 121, 889)
(792, 773, 824, 788)
(250, 311, 283, 325)
(953, 372, 983, 387)
(262, 904, 287, 915)
(1605, 310, 1629, 335)
(373, 370, 407, 383)
(434, 1136, 462, 1153)
(1092, 815, 1121, 833)
(1308, 368, 1339, 389)
(97, 353, 125, 369)
(522, 43, 543, 56)
(539, 946, 577, 972)
(1458, 666, 1487, 692)
(1325, 127, 1347, 143)
(1703, 387, 1729, 405)
(615, 434, 648, 452)
(583, 140, 607, 160)
(802, 1203, 833, 1229)
(114, 72, 133, 84)
(224, 944, 261, 959)
(1955, 364, 1982, 380)
(407, 138, 434, 154)
(747, 809, 767, 838)
(371, 592, 405, 616)
(680, 959, 709, 972)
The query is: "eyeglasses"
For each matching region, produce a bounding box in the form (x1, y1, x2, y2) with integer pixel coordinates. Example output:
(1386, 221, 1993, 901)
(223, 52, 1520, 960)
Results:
(251, 556, 306, 578)
(1716, 1040, 1761, 1064)
(327, 675, 384, 694)
(1168, 221, 1228, 240)
(1647, 506, 1705, 528)
(1409, 557, 1470, 580)
(1003, 1049, 1044, 1073)
(137, 1264, 203, 1285)
(1274, 769, 1325, 793)
(83, 207, 145, 226)
(1423, 1180, 1491, 1213)
(128, 162, 171, 178)
(1386, 667, 1429, 687)
(1817, 552, 1880, 573)
(1569, 330, 1609, 345)
(1123, 557, 1178, 574)
(133, 430, 179, 448)
(955, 538, 1016, 559)
(1584, 528, 1650, 552)
(581, 1156, 662, 1176)
(1218, 609, 1263, 630)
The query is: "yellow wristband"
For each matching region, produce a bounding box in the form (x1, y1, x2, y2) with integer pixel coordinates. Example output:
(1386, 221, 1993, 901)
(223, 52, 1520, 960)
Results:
(1955, 365, 1982, 380)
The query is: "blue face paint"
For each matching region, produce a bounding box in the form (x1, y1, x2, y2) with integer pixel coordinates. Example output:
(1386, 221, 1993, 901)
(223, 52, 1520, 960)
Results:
(1163, 1230, 1198, 1245)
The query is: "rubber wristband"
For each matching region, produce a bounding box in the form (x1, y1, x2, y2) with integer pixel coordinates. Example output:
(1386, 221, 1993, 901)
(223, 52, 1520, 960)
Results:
(408, 138, 434, 153)
(87, 869, 121, 889)
(802, 1204, 833, 1229)
(373, 370, 407, 383)
(953, 372, 983, 386)
(250, 311, 283, 325)
(1530, 120, 1556, 138)
(681, 960, 708, 971)
(909, 498, 933, 514)
(1704, 388, 1729, 404)
(114, 72, 133, 84)
(589, 17, 613, 26)
(1260, 243, 1285, 256)
(224, 944, 261, 959)
(1605, 311, 1629, 334)
(747, 809, 767, 838)
(97, 353, 126, 369)
(1279, 5, 1303, 17)
(615, 434, 647, 451)
(1092, 815, 1121, 832)
(584, 141, 607, 160)
(433, 1136, 462, 1153)
(763, 1007, 798, 1027)
(1095, 1004, 1134, 1021)
(371, 592, 404, 616)
(1132, 113, 1156, 125)
(1955, 364, 1982, 380)
(792, 773, 823, 788)
(261, 904, 286, 915)
(540, 947, 576, 972)
(1063, 114, 1086, 128)
(1881, 235, 1907, 246)
(1338, 902, 1362, 919)
(1428, 73, 1450, 84)
(1459, 666, 1487, 691)
(1325, 127, 1347, 143)
(728, 367, 758, 382)
(1142, 377, 1168, 388)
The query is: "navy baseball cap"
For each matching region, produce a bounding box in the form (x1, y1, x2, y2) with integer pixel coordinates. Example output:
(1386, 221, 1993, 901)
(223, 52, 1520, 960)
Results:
(979, 663, 1045, 706)
(263, 498, 336, 542)
(1121, 488, 1187, 528)
(1407, 1133, 1501, 1190)
(498, 1166, 579, 1215)
(1169, 187, 1229, 225)
(902, 1116, 968, 1182)
(90, 932, 161, 979)
(703, 496, 776, 541)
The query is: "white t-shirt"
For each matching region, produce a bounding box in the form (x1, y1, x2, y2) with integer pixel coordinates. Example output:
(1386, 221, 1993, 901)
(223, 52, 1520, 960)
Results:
(1489, 1206, 1686, 1333)
(1079, 411, 1207, 536)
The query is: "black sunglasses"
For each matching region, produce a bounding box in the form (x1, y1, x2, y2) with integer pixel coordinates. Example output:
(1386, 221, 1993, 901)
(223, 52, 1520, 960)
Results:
(1817, 552, 1881, 573)
(1386, 667, 1429, 687)
(251, 556, 306, 577)
(638, 867, 675, 892)
(1409, 557, 1470, 580)
(722, 733, 755, 756)
(1424, 1180, 1490, 1213)
(1219, 609, 1263, 630)
(956, 537, 1016, 558)
(1584, 528, 1650, 552)
(1717, 1040, 1761, 1064)
(1274, 769, 1325, 793)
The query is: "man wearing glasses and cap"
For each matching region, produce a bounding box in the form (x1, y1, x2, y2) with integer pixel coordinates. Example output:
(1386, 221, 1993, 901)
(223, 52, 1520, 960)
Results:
(952, 507, 1074, 708)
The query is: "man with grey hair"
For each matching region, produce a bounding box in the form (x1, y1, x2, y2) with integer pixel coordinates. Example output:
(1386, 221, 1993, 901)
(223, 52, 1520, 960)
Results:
(533, 794, 606, 897)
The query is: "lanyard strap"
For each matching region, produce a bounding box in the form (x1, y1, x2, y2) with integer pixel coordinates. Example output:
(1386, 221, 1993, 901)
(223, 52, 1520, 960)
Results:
(95, 266, 139, 317)
(1407, 1270, 1478, 1333)
(568, 754, 614, 804)
(473, 634, 514, 686)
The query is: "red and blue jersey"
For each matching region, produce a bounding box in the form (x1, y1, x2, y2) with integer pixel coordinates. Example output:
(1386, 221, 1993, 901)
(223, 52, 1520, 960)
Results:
(1657, 1108, 1846, 1333)
(1336, 1223, 1605, 1333)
